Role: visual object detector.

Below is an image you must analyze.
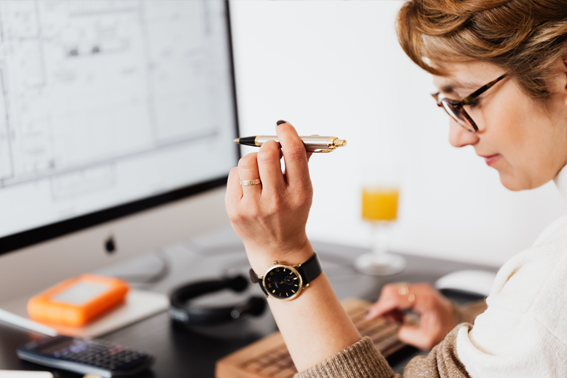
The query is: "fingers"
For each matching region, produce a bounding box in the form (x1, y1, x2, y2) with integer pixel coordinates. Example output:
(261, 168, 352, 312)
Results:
(366, 283, 416, 319)
(306, 151, 313, 162)
(226, 167, 243, 202)
(383, 309, 405, 324)
(398, 324, 433, 350)
(257, 140, 285, 194)
(276, 122, 311, 188)
(238, 152, 261, 197)
(365, 282, 451, 350)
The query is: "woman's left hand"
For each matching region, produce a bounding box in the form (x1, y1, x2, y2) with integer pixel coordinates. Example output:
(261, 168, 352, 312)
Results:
(365, 282, 456, 350)
(225, 122, 314, 272)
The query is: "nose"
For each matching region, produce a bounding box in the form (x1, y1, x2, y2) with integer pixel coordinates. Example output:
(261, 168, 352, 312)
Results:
(448, 119, 479, 148)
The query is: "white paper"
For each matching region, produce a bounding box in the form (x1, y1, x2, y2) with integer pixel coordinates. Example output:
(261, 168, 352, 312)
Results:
(0, 371, 53, 378)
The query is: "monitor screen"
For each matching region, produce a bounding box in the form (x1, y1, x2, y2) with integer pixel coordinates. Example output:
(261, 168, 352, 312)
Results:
(0, 0, 239, 254)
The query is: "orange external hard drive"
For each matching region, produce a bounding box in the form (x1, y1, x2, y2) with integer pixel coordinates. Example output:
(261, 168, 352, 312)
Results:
(28, 274, 129, 327)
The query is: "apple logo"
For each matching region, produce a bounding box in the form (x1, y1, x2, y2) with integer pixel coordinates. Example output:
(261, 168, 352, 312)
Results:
(105, 235, 116, 254)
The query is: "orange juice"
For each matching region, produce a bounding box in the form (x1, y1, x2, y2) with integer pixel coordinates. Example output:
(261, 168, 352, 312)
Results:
(362, 188, 399, 222)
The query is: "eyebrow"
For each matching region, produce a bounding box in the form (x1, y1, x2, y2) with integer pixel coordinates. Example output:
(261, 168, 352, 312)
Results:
(440, 80, 482, 94)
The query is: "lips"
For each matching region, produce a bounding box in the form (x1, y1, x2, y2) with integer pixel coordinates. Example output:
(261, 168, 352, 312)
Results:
(479, 154, 501, 166)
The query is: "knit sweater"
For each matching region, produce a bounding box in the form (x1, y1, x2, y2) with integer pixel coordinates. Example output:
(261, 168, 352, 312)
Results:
(295, 302, 486, 378)
(296, 165, 567, 378)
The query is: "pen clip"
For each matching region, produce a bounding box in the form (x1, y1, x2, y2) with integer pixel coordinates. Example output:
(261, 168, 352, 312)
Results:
(313, 148, 336, 153)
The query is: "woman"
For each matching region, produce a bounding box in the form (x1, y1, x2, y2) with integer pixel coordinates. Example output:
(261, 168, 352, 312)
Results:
(225, 0, 567, 377)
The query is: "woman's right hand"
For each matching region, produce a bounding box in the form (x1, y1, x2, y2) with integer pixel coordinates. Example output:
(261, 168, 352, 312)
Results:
(225, 122, 315, 273)
(365, 283, 457, 350)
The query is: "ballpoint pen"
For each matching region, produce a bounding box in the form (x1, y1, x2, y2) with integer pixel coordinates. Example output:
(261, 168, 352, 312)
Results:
(234, 136, 347, 153)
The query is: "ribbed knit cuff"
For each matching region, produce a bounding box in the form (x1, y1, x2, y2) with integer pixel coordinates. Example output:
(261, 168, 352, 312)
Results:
(294, 337, 396, 378)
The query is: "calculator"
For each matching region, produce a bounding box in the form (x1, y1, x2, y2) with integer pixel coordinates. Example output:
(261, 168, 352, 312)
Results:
(17, 336, 154, 377)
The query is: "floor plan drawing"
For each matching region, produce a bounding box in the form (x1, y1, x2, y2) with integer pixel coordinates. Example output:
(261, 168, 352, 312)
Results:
(0, 0, 220, 189)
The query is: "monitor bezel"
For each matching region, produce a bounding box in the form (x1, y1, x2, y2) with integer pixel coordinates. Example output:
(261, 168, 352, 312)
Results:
(0, 0, 240, 256)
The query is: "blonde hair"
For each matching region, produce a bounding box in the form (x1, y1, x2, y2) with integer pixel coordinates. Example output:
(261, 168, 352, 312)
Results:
(397, 0, 567, 99)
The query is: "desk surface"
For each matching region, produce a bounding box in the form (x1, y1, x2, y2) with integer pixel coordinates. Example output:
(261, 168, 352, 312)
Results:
(0, 234, 496, 378)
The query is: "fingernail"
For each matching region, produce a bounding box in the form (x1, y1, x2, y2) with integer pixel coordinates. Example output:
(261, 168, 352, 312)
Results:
(276, 120, 287, 126)
(364, 310, 372, 319)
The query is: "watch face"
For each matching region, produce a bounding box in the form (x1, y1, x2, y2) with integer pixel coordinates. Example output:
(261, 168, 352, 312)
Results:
(263, 265, 303, 300)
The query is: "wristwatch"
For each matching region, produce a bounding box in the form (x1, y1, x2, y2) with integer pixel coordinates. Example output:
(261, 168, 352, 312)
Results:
(249, 253, 322, 301)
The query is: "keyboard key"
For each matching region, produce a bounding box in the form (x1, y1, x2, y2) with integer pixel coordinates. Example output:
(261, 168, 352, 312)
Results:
(260, 365, 281, 376)
(244, 361, 263, 372)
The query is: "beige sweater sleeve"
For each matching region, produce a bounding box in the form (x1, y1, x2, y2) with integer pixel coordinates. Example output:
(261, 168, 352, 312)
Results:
(295, 301, 487, 378)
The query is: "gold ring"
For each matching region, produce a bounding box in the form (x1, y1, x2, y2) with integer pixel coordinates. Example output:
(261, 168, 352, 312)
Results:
(399, 282, 415, 303)
(240, 179, 261, 186)
(398, 282, 409, 295)
(408, 293, 415, 303)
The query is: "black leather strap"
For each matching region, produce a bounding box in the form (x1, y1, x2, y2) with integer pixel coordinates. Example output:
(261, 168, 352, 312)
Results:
(249, 269, 268, 296)
(297, 252, 322, 284)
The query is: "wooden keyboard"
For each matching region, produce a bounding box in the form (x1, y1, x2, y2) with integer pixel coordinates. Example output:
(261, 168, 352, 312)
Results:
(216, 298, 405, 378)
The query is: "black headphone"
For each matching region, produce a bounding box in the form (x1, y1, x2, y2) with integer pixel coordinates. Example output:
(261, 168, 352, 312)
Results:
(169, 275, 266, 327)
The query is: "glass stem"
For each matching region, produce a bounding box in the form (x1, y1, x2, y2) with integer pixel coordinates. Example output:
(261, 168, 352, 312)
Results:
(372, 222, 391, 258)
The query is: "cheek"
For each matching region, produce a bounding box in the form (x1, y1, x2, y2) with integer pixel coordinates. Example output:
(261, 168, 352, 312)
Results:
(482, 93, 544, 188)
(485, 94, 563, 189)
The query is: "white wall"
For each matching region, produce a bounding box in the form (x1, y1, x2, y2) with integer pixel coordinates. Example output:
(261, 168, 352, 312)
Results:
(230, 0, 567, 267)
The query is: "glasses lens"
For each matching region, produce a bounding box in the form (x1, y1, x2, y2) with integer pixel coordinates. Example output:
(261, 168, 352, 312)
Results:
(440, 101, 475, 132)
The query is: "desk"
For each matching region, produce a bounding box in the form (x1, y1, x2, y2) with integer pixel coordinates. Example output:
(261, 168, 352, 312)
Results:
(0, 237, 497, 377)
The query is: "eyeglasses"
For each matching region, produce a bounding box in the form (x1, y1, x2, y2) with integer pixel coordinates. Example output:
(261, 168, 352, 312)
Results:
(432, 73, 508, 133)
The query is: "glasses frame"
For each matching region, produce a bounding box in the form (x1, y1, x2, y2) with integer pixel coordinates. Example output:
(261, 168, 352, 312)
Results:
(432, 73, 508, 133)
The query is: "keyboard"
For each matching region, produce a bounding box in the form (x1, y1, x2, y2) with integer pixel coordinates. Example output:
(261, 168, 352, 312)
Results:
(215, 298, 406, 378)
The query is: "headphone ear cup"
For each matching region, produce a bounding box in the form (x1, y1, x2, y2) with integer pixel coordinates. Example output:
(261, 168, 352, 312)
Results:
(228, 275, 248, 293)
(247, 296, 266, 317)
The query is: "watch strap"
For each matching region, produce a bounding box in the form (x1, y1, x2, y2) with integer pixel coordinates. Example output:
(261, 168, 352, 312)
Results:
(297, 252, 322, 284)
(249, 268, 268, 296)
(249, 268, 260, 284)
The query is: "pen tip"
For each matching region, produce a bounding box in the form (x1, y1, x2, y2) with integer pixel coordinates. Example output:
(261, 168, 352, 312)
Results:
(234, 138, 240, 144)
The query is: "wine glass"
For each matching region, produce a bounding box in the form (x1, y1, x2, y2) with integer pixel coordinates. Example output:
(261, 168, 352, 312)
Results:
(354, 184, 406, 275)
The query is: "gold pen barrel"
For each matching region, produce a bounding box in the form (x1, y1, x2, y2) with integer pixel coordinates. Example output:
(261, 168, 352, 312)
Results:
(254, 136, 347, 152)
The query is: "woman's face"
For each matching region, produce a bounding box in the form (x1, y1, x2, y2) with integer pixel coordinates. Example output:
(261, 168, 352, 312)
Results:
(432, 60, 567, 191)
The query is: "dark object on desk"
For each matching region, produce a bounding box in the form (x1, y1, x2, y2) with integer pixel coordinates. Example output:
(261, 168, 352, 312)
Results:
(169, 275, 266, 327)
(438, 288, 486, 303)
(17, 335, 154, 377)
(215, 298, 407, 378)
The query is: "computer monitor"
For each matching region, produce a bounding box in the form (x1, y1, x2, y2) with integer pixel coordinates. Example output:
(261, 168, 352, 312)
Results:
(0, 0, 239, 303)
